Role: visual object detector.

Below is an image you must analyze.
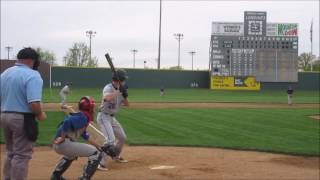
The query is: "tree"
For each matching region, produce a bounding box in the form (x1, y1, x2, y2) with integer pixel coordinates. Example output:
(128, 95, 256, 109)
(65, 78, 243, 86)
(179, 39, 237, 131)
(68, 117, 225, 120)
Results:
(63, 42, 98, 67)
(310, 57, 320, 71)
(298, 52, 316, 71)
(35, 47, 57, 66)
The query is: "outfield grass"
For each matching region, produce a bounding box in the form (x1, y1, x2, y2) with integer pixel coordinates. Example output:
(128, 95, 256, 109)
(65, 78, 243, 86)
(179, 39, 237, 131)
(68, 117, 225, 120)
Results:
(1, 108, 318, 156)
(119, 108, 319, 156)
(43, 88, 320, 103)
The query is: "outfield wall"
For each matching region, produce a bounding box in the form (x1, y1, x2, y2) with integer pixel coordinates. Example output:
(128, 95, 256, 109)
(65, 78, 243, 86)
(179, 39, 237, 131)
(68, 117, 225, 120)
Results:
(261, 72, 319, 90)
(49, 66, 320, 90)
(51, 67, 210, 88)
(1, 62, 317, 90)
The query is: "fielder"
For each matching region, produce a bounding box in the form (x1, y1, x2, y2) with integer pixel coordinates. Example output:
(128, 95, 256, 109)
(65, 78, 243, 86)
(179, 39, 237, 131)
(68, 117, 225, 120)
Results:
(97, 69, 129, 170)
(50, 96, 116, 180)
(160, 86, 165, 97)
(287, 86, 294, 105)
(60, 83, 72, 109)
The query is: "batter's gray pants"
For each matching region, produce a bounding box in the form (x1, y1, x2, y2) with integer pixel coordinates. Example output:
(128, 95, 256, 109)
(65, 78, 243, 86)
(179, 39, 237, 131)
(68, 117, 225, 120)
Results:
(96, 112, 127, 166)
(53, 139, 99, 160)
(0, 113, 34, 180)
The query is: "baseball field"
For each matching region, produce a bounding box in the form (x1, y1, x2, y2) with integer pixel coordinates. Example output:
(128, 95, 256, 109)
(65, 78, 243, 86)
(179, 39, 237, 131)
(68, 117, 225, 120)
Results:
(1, 88, 319, 179)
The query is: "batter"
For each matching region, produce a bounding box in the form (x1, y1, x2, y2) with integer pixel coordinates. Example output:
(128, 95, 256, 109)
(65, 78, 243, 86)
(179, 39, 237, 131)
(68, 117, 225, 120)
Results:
(97, 69, 129, 170)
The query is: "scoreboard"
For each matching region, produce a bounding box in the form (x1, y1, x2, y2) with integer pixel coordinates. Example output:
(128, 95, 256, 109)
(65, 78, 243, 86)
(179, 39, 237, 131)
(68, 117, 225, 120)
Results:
(210, 11, 298, 82)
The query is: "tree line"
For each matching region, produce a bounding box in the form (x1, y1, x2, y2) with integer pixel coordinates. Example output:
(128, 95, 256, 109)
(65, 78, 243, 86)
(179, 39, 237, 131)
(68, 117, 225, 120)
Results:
(298, 52, 320, 71)
(35, 42, 98, 67)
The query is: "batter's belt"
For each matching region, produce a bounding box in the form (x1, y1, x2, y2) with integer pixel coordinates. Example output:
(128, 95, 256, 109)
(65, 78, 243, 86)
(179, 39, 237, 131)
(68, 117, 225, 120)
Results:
(99, 111, 115, 117)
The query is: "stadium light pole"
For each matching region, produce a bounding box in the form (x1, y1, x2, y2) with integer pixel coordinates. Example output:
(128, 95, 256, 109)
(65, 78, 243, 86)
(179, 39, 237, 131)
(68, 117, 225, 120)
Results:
(86, 30, 96, 62)
(174, 33, 184, 67)
(189, 51, 196, 70)
(5, 46, 13, 60)
(131, 49, 138, 68)
(157, 0, 162, 69)
(310, 19, 313, 72)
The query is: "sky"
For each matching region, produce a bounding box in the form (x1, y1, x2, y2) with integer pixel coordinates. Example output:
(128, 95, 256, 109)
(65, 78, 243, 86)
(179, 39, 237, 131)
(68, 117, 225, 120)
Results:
(1, 0, 319, 70)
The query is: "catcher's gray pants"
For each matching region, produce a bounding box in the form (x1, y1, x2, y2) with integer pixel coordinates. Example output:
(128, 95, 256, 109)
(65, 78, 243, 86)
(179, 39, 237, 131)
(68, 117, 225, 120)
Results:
(0, 113, 34, 180)
(53, 139, 98, 160)
(97, 112, 127, 166)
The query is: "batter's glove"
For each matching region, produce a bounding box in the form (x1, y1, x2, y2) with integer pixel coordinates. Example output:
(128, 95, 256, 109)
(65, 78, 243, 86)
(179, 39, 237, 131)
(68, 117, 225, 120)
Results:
(101, 144, 117, 158)
(122, 90, 128, 99)
(119, 84, 128, 98)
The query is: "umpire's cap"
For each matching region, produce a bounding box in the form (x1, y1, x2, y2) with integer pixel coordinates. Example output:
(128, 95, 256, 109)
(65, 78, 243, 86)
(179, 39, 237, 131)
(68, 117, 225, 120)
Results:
(17, 47, 39, 61)
(17, 47, 41, 70)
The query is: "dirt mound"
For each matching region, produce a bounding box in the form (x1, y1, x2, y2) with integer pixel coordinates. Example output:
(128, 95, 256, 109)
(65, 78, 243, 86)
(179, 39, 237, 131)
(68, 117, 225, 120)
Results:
(1, 145, 319, 180)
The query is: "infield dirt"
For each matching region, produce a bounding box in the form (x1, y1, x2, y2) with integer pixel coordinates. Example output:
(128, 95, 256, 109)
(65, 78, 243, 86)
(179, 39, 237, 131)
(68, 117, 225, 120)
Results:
(1, 145, 319, 180)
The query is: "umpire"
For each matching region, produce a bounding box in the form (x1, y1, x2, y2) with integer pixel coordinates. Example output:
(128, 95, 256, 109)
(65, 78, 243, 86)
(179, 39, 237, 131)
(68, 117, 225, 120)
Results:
(0, 47, 47, 180)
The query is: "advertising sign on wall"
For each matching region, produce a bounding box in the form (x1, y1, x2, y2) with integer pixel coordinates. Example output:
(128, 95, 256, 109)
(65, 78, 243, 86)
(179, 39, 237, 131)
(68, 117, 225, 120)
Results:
(277, 23, 298, 36)
(212, 22, 244, 36)
(244, 11, 267, 36)
(211, 76, 260, 90)
(267, 23, 298, 36)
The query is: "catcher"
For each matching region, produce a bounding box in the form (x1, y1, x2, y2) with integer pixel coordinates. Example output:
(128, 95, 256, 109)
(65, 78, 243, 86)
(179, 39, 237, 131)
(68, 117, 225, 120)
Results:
(50, 96, 116, 180)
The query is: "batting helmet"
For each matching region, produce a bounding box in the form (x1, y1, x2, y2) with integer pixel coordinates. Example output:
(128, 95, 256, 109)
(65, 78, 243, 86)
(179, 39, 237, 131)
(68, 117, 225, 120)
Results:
(112, 69, 128, 81)
(78, 96, 95, 123)
(78, 96, 95, 113)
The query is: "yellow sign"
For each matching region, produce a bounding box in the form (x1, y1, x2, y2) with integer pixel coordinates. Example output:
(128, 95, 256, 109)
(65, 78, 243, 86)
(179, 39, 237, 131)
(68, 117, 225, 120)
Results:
(211, 76, 260, 90)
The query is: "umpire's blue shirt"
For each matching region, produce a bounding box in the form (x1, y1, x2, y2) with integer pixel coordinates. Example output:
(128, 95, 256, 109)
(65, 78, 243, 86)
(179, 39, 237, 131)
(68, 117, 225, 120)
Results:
(1, 63, 43, 113)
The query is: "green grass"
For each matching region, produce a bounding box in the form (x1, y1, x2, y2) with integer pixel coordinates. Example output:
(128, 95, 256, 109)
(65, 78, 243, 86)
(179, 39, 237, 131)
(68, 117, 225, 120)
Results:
(1, 108, 319, 156)
(119, 108, 320, 156)
(43, 88, 320, 103)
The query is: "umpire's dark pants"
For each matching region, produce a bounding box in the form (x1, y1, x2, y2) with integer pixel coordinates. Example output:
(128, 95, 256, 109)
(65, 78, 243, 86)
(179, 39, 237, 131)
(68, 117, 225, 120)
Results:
(0, 113, 34, 180)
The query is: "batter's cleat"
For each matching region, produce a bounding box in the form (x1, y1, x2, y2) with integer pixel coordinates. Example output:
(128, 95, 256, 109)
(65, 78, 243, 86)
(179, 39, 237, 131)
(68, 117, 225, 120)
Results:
(114, 157, 128, 163)
(97, 164, 108, 171)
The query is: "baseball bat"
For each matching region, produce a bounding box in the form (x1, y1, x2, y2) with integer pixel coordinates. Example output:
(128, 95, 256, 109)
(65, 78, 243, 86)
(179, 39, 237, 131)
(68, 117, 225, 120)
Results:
(62, 105, 108, 146)
(105, 53, 119, 81)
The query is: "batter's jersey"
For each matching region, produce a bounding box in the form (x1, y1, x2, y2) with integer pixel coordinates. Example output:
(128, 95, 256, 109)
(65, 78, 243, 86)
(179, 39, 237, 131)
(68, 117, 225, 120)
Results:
(99, 83, 124, 115)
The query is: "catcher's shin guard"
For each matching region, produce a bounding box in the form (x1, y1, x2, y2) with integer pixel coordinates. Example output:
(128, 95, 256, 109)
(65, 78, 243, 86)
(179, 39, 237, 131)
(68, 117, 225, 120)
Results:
(51, 157, 74, 180)
(79, 151, 103, 180)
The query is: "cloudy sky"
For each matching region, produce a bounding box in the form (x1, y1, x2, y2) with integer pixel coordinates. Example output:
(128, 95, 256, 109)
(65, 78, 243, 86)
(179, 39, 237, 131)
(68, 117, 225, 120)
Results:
(1, 0, 319, 70)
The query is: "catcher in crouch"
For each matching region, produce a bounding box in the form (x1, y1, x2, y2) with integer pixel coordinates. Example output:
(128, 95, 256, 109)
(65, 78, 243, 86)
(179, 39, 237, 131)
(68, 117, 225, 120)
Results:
(50, 96, 116, 180)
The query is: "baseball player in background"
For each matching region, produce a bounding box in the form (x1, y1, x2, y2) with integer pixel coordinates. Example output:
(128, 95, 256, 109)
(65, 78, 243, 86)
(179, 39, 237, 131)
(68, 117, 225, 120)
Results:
(160, 86, 165, 97)
(287, 86, 294, 105)
(60, 82, 72, 109)
(97, 69, 129, 171)
(50, 96, 117, 180)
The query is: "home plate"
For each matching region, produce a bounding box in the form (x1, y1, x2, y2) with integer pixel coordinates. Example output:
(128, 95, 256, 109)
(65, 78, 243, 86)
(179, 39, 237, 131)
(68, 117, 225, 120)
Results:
(150, 165, 176, 170)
